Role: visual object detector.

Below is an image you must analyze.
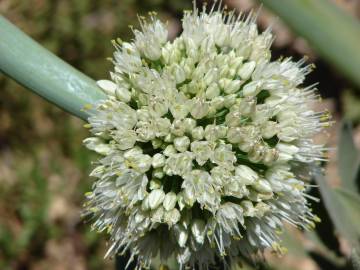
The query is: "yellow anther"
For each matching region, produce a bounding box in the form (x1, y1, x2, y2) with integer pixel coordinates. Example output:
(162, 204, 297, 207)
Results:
(313, 215, 322, 223)
(83, 104, 93, 110)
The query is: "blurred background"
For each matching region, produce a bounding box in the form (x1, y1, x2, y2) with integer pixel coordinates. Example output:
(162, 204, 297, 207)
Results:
(1, 0, 360, 269)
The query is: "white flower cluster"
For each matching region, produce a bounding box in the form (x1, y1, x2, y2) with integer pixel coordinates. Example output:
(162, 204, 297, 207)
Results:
(83, 4, 331, 269)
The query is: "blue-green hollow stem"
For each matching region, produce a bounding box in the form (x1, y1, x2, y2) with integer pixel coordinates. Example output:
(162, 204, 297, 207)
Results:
(0, 16, 106, 120)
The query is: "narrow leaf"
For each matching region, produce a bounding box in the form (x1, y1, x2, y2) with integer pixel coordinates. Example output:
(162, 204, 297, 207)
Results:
(280, 228, 307, 257)
(333, 188, 360, 238)
(338, 121, 360, 191)
(313, 167, 360, 248)
(260, 0, 360, 88)
(306, 230, 346, 267)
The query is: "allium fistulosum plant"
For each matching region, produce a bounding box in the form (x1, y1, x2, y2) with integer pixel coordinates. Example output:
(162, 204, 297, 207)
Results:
(2, 0, 360, 269)
(82, 3, 331, 269)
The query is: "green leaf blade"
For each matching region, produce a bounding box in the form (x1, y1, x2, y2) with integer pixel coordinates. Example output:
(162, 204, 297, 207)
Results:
(338, 121, 360, 191)
(314, 167, 360, 248)
(260, 0, 360, 88)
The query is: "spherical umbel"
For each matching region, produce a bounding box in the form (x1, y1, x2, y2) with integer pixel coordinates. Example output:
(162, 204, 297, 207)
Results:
(83, 3, 331, 269)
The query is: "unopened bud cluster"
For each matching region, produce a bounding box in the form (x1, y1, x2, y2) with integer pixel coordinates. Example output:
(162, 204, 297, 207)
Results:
(83, 4, 330, 269)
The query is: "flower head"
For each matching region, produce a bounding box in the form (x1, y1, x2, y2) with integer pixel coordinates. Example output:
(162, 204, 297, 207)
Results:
(83, 3, 331, 269)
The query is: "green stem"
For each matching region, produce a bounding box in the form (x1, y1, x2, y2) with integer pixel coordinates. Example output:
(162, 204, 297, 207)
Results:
(0, 15, 106, 120)
(261, 0, 360, 88)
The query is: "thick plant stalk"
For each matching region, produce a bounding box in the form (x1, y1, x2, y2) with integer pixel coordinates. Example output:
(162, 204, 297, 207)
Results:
(261, 0, 360, 88)
(0, 16, 106, 120)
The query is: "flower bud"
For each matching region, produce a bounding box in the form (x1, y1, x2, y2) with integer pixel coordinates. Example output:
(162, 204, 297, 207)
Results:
(252, 179, 273, 194)
(134, 211, 145, 224)
(227, 127, 243, 143)
(149, 97, 168, 117)
(230, 56, 243, 70)
(137, 92, 149, 106)
(238, 61, 256, 80)
(252, 105, 273, 124)
(136, 108, 151, 122)
(248, 189, 272, 201)
(185, 38, 199, 60)
(277, 111, 297, 122)
(89, 165, 105, 177)
(263, 148, 279, 164)
(215, 125, 228, 139)
(235, 165, 259, 185)
(242, 81, 263, 97)
(221, 79, 243, 94)
(190, 99, 209, 119)
(97, 80, 117, 96)
(182, 186, 195, 207)
(162, 44, 172, 64)
(192, 64, 206, 80)
(182, 58, 195, 79)
(148, 189, 166, 210)
(238, 97, 256, 116)
(276, 143, 299, 162)
(212, 144, 236, 169)
(219, 65, 229, 78)
(191, 141, 212, 166)
(174, 136, 191, 152)
(238, 140, 255, 153)
(214, 24, 230, 47)
(206, 83, 221, 99)
(136, 122, 156, 142)
(164, 133, 175, 143)
(210, 96, 225, 111)
(177, 192, 186, 211)
(170, 102, 190, 120)
(141, 195, 150, 211)
(173, 64, 186, 84)
(164, 208, 181, 226)
(124, 147, 142, 159)
(171, 119, 186, 136)
(183, 118, 197, 133)
(135, 154, 153, 173)
(115, 87, 131, 103)
(254, 202, 270, 218)
(152, 138, 163, 149)
(204, 124, 217, 142)
(164, 152, 193, 176)
(164, 145, 177, 156)
(149, 179, 162, 190)
(112, 129, 137, 150)
(240, 200, 256, 217)
(204, 68, 218, 85)
(152, 167, 165, 179)
(151, 206, 164, 223)
(224, 94, 237, 108)
(83, 137, 112, 155)
(191, 219, 206, 244)
(173, 224, 188, 247)
(152, 153, 166, 168)
(177, 248, 191, 266)
(191, 126, 204, 140)
(248, 143, 266, 163)
(163, 192, 177, 211)
(278, 126, 298, 142)
(225, 111, 242, 127)
(261, 121, 278, 139)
